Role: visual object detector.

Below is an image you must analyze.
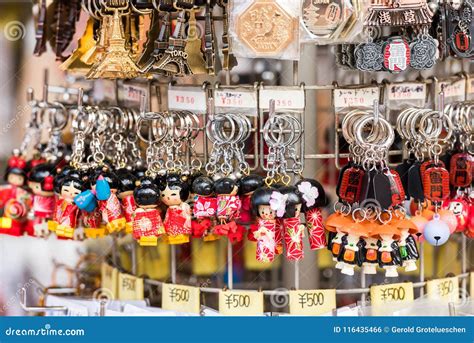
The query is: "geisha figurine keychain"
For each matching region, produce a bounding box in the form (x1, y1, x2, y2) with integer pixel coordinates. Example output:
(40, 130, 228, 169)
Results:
(160, 173, 192, 245)
(251, 186, 279, 262)
(25, 163, 56, 237)
(191, 176, 218, 241)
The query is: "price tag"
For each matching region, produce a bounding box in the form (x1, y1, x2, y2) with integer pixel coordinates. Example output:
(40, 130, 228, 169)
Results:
(162, 283, 200, 314)
(333, 87, 379, 109)
(386, 83, 426, 101)
(289, 289, 336, 316)
(467, 78, 474, 95)
(370, 282, 414, 306)
(120, 84, 147, 103)
(218, 290, 264, 316)
(437, 80, 466, 99)
(101, 263, 118, 299)
(168, 86, 207, 112)
(259, 89, 305, 110)
(215, 90, 257, 109)
(117, 273, 144, 301)
(426, 277, 459, 303)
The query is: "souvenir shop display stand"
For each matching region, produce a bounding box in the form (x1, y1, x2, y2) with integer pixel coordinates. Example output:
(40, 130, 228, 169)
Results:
(2, 0, 473, 317)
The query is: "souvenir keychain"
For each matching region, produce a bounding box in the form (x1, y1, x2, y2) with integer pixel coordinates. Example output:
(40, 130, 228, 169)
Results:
(132, 177, 165, 246)
(160, 173, 192, 244)
(191, 176, 218, 241)
(25, 163, 56, 237)
(251, 187, 279, 262)
(0, 152, 30, 236)
(116, 169, 138, 234)
(296, 178, 328, 250)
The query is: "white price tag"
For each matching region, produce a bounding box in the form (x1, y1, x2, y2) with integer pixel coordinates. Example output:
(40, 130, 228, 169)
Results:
(120, 84, 147, 103)
(333, 87, 379, 109)
(214, 90, 257, 109)
(168, 87, 207, 112)
(386, 83, 427, 101)
(437, 80, 466, 99)
(259, 89, 305, 110)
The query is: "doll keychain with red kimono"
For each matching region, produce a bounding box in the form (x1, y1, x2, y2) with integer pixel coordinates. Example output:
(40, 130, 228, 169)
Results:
(132, 177, 165, 246)
(90, 168, 126, 233)
(54, 176, 85, 239)
(214, 177, 244, 243)
(239, 174, 264, 224)
(159, 173, 192, 245)
(25, 163, 56, 237)
(0, 152, 31, 236)
(271, 186, 305, 261)
(296, 178, 327, 250)
(191, 176, 218, 241)
(251, 187, 278, 262)
(116, 169, 137, 235)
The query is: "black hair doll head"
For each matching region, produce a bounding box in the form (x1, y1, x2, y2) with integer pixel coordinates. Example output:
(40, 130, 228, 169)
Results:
(4, 152, 28, 187)
(54, 166, 83, 194)
(28, 163, 56, 195)
(59, 176, 86, 203)
(295, 178, 328, 212)
(251, 187, 278, 219)
(133, 177, 160, 208)
(159, 173, 190, 206)
(116, 168, 137, 196)
(89, 167, 120, 190)
(279, 185, 303, 218)
(214, 177, 238, 196)
(239, 174, 264, 196)
(192, 176, 214, 197)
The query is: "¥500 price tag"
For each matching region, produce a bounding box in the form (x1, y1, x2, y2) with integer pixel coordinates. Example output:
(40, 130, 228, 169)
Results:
(218, 290, 264, 316)
(370, 282, 414, 306)
(117, 273, 144, 301)
(162, 283, 200, 314)
(289, 289, 336, 316)
(426, 277, 459, 303)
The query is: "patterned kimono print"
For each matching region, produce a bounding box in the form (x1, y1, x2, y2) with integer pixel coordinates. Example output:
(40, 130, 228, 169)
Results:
(132, 209, 164, 240)
(164, 202, 192, 244)
(216, 195, 241, 221)
(193, 196, 217, 218)
(120, 194, 136, 233)
(255, 218, 276, 262)
(305, 207, 326, 250)
(239, 194, 252, 224)
(98, 193, 126, 232)
(82, 207, 105, 238)
(283, 217, 305, 261)
(274, 220, 283, 255)
(54, 199, 80, 238)
(32, 194, 55, 218)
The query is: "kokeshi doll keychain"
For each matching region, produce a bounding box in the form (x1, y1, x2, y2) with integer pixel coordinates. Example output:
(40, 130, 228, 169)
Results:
(191, 176, 218, 241)
(251, 187, 278, 263)
(296, 178, 328, 250)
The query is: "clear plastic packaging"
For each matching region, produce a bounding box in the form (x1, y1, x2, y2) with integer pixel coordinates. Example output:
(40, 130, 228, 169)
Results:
(229, 0, 301, 60)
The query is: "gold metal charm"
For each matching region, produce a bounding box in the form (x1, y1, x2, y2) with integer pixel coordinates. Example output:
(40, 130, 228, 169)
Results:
(59, 18, 96, 74)
(87, 8, 140, 79)
(237, 0, 296, 55)
(185, 9, 207, 74)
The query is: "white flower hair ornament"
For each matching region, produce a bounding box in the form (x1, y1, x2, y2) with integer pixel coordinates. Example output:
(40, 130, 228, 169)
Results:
(297, 181, 319, 208)
(269, 191, 288, 218)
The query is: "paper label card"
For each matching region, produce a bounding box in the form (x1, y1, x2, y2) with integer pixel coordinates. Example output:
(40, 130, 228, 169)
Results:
(218, 290, 264, 316)
(426, 277, 459, 303)
(162, 283, 201, 314)
(117, 273, 144, 301)
(289, 289, 336, 316)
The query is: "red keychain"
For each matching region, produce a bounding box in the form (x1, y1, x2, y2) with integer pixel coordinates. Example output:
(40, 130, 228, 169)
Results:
(423, 166, 450, 203)
(385, 169, 406, 207)
(449, 153, 473, 188)
(338, 166, 364, 205)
